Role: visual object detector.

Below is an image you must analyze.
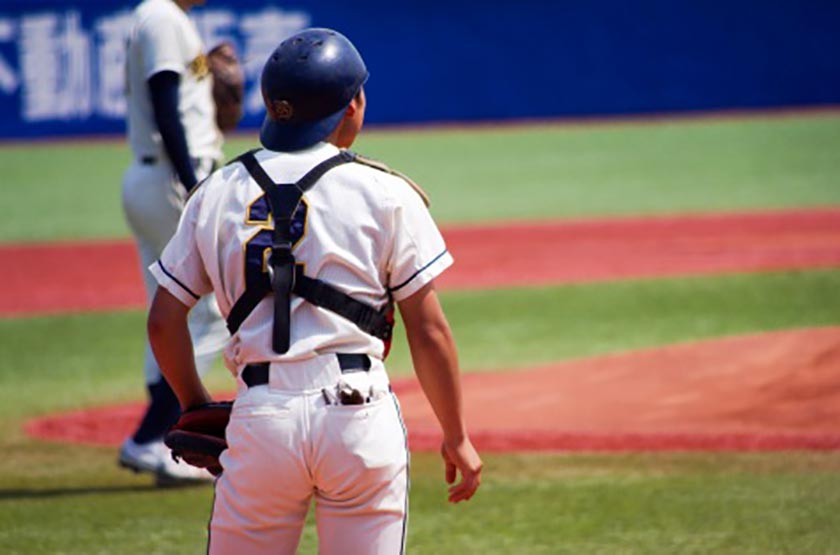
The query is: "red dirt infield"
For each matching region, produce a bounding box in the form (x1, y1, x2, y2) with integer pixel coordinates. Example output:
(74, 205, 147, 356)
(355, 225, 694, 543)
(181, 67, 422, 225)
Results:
(3, 208, 840, 316)
(25, 327, 840, 452)
(12, 207, 840, 452)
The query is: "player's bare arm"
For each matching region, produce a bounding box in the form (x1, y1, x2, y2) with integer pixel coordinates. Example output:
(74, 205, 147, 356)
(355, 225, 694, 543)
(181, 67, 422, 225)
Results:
(398, 281, 483, 503)
(147, 286, 212, 410)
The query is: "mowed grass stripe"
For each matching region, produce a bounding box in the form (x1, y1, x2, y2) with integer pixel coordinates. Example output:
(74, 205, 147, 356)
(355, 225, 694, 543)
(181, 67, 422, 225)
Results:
(2, 451, 840, 554)
(1, 114, 839, 242)
(1, 269, 838, 422)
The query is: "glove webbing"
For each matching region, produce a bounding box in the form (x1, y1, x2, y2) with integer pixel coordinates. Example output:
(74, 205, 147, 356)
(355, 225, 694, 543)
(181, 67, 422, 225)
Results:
(227, 150, 393, 353)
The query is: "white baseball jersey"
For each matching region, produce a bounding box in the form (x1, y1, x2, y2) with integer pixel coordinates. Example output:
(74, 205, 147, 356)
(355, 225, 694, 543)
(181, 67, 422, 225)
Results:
(125, 0, 221, 161)
(151, 142, 452, 373)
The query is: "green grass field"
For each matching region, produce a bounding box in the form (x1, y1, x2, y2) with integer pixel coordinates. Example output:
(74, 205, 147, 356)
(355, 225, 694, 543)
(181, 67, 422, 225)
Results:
(1, 113, 839, 242)
(1, 113, 840, 553)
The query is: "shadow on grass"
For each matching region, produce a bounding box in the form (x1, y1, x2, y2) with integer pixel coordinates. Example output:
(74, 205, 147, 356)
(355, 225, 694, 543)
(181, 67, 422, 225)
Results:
(0, 483, 208, 500)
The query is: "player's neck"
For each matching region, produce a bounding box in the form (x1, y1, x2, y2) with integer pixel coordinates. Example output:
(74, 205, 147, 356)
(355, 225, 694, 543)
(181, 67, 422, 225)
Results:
(326, 119, 362, 149)
(325, 128, 351, 149)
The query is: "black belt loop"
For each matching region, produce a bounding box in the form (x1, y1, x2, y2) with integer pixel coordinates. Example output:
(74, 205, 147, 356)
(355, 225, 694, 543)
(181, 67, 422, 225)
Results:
(241, 362, 269, 387)
(140, 156, 217, 171)
(241, 354, 371, 388)
(141, 156, 217, 169)
(337, 353, 371, 373)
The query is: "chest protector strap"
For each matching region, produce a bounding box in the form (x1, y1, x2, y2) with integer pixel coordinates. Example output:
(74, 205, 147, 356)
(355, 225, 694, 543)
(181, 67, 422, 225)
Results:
(226, 150, 393, 354)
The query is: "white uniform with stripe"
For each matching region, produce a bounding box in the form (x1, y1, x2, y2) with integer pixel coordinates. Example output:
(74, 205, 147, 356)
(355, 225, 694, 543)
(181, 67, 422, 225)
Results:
(150, 142, 452, 554)
(122, 0, 227, 383)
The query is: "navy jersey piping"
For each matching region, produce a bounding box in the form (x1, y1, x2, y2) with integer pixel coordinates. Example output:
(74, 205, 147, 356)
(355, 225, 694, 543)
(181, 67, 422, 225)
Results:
(157, 260, 201, 300)
(388, 249, 449, 293)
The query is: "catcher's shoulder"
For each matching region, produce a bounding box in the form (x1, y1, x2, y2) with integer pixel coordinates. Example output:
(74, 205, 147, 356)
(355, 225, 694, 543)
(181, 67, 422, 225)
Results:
(215, 148, 261, 181)
(348, 151, 431, 207)
(224, 148, 262, 168)
(218, 147, 431, 207)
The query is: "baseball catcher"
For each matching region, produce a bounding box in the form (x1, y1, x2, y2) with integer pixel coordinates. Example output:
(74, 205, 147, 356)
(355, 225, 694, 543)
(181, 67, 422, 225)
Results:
(147, 27, 482, 553)
(164, 401, 233, 476)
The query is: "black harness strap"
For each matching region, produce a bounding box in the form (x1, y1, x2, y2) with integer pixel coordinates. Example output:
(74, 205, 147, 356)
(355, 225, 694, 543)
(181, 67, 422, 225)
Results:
(236, 150, 354, 353)
(226, 284, 266, 335)
(223, 150, 281, 338)
(294, 268, 393, 341)
(226, 150, 393, 352)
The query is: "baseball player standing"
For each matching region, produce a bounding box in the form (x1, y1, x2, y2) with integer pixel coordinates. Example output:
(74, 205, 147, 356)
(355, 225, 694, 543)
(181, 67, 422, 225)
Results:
(147, 28, 482, 554)
(119, 0, 228, 484)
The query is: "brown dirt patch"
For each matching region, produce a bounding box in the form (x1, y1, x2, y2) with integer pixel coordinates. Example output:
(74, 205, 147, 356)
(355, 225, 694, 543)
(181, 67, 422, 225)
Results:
(25, 327, 840, 452)
(436, 208, 840, 290)
(2, 208, 840, 316)
(398, 327, 840, 451)
(0, 240, 146, 316)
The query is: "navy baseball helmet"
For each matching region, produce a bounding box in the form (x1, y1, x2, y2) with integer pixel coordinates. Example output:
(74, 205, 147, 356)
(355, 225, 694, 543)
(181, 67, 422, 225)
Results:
(259, 28, 368, 152)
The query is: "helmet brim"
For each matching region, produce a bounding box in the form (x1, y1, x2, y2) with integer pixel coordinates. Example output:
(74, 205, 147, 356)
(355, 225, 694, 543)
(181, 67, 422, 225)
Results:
(259, 104, 347, 152)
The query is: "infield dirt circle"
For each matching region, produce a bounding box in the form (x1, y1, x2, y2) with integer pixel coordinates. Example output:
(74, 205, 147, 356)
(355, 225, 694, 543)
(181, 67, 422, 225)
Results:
(17, 208, 840, 452)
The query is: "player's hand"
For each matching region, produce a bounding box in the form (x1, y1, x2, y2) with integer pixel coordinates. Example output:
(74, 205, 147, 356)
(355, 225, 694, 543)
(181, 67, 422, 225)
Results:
(440, 437, 482, 503)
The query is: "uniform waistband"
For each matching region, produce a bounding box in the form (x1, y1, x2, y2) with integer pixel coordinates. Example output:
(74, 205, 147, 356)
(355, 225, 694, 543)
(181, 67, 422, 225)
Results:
(139, 155, 218, 171)
(236, 353, 387, 393)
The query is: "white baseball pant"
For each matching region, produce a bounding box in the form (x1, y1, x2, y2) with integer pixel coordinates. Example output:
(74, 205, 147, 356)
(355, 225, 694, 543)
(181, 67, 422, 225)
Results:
(122, 158, 229, 383)
(209, 355, 410, 555)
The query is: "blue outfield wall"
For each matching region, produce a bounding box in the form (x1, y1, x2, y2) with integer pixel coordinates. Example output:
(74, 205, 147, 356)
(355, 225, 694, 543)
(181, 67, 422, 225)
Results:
(0, 0, 838, 139)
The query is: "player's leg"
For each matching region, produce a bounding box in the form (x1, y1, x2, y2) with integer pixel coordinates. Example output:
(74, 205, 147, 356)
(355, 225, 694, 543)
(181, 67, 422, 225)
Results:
(184, 157, 228, 377)
(120, 162, 181, 441)
(209, 388, 313, 554)
(311, 391, 410, 555)
(119, 163, 211, 481)
(188, 293, 229, 377)
(124, 163, 183, 427)
(121, 161, 184, 251)
(119, 242, 209, 481)
(123, 159, 226, 382)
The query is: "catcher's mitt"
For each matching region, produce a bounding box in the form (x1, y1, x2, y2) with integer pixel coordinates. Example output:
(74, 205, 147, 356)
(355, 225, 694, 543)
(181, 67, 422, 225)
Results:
(207, 42, 245, 133)
(164, 401, 233, 476)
